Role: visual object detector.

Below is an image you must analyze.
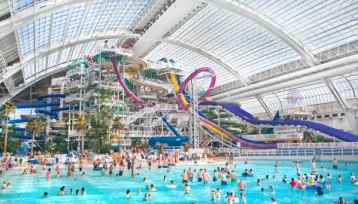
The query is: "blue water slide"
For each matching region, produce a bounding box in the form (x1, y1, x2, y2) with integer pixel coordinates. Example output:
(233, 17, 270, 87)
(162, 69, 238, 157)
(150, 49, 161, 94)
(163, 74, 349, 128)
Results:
(148, 112, 188, 147)
(37, 94, 66, 100)
(261, 111, 280, 134)
(9, 118, 30, 123)
(1, 133, 45, 140)
(201, 100, 358, 142)
(14, 102, 60, 109)
(159, 112, 183, 137)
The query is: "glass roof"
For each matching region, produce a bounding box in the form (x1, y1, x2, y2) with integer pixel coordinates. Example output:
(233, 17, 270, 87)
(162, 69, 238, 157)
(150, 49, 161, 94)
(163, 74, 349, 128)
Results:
(144, 42, 237, 86)
(17, 0, 152, 80)
(237, 0, 358, 53)
(1, 0, 357, 113)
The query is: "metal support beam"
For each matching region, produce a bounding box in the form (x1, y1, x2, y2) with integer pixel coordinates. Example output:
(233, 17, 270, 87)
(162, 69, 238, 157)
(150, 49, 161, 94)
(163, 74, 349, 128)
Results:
(211, 54, 358, 101)
(202, 0, 320, 67)
(256, 95, 273, 118)
(163, 38, 249, 85)
(324, 78, 350, 110)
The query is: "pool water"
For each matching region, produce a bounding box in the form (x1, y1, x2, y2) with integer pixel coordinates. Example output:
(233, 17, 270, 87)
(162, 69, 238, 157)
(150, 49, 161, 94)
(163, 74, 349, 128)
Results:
(1, 159, 358, 204)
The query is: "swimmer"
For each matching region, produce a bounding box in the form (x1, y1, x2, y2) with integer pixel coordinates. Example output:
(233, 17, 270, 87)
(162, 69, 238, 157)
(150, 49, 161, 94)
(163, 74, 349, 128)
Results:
(46, 168, 52, 181)
(55, 165, 60, 177)
(125, 189, 131, 198)
(43, 192, 48, 198)
(271, 197, 278, 204)
(168, 180, 177, 188)
(290, 178, 297, 188)
(76, 189, 79, 195)
(144, 193, 149, 201)
(326, 181, 331, 191)
(316, 186, 324, 196)
(350, 172, 357, 183)
(215, 188, 222, 200)
(230, 171, 237, 183)
(269, 186, 275, 194)
(2, 181, 10, 189)
(137, 188, 141, 194)
(148, 184, 156, 192)
(338, 174, 342, 184)
(81, 187, 86, 195)
(163, 175, 167, 181)
(237, 179, 246, 191)
(240, 192, 247, 204)
(332, 158, 338, 169)
(184, 184, 191, 194)
(282, 175, 287, 183)
(58, 186, 65, 196)
(210, 189, 215, 201)
(143, 177, 148, 182)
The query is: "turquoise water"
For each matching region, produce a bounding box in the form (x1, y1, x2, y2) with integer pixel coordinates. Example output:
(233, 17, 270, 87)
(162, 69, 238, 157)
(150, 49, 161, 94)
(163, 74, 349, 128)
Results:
(1, 159, 358, 203)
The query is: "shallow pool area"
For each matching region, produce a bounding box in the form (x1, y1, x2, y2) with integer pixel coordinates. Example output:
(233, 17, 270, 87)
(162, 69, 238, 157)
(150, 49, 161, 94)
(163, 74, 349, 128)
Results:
(1, 159, 358, 204)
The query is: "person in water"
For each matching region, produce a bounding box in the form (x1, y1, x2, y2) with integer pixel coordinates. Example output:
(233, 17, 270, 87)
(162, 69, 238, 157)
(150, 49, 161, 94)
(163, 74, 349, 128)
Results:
(81, 187, 86, 195)
(43, 192, 48, 198)
(237, 179, 246, 191)
(125, 189, 131, 198)
(58, 186, 65, 196)
(46, 168, 52, 181)
(271, 197, 278, 204)
(184, 184, 191, 194)
(316, 186, 324, 196)
(168, 180, 177, 188)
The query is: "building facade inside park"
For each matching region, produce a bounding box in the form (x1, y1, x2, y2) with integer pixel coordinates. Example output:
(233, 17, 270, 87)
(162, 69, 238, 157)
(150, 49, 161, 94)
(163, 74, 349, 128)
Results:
(0, 0, 358, 203)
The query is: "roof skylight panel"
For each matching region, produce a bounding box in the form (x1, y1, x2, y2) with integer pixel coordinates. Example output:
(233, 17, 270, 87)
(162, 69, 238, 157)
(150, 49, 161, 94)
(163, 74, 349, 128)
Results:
(47, 51, 59, 68)
(95, 0, 119, 32)
(70, 44, 83, 60)
(35, 57, 46, 72)
(34, 15, 51, 50)
(51, 9, 70, 44)
(239, 98, 266, 114)
(22, 62, 35, 79)
(123, 0, 150, 30)
(81, 41, 96, 56)
(80, 0, 104, 36)
(117, 1, 135, 30)
(17, 22, 35, 57)
(108, 1, 132, 30)
(65, 5, 86, 40)
(12, 0, 34, 12)
(59, 48, 70, 64)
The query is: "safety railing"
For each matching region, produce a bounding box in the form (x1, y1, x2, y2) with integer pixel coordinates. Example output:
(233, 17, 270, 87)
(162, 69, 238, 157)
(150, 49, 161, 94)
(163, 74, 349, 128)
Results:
(242, 133, 303, 141)
(125, 104, 177, 125)
(219, 148, 358, 157)
(277, 142, 358, 149)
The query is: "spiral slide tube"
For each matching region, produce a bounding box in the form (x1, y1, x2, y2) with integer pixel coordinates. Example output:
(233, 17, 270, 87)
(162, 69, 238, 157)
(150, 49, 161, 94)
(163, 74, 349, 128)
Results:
(171, 69, 277, 149)
(108, 52, 187, 145)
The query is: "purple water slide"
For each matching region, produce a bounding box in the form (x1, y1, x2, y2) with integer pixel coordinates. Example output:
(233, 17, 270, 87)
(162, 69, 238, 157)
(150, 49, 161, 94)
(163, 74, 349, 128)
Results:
(201, 100, 358, 142)
(109, 52, 152, 107)
(176, 67, 277, 149)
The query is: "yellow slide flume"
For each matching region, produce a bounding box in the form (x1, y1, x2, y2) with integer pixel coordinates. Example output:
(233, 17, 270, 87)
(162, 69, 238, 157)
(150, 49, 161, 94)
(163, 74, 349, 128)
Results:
(169, 71, 234, 142)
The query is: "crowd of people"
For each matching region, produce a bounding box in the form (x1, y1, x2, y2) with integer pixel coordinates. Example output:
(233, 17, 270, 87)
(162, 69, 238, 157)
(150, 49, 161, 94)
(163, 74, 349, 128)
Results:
(1, 149, 358, 203)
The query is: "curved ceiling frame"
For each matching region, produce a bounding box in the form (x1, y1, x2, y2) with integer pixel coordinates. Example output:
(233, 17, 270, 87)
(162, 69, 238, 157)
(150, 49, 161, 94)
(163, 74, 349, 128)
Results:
(202, 0, 321, 67)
